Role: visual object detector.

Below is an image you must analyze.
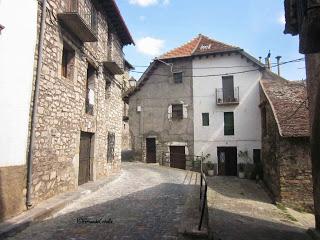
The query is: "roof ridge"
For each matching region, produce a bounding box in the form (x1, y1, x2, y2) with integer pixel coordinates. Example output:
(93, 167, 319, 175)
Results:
(159, 35, 201, 59)
(200, 34, 238, 49)
(191, 34, 204, 54)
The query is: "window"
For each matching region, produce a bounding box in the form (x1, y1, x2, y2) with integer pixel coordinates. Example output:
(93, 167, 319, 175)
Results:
(86, 64, 96, 115)
(61, 43, 75, 79)
(202, 113, 209, 126)
(224, 112, 234, 135)
(172, 104, 183, 120)
(107, 132, 115, 162)
(173, 72, 183, 84)
(222, 76, 234, 101)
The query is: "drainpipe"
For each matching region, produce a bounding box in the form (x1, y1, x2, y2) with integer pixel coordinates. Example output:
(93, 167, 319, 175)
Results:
(26, 0, 47, 208)
(276, 56, 282, 76)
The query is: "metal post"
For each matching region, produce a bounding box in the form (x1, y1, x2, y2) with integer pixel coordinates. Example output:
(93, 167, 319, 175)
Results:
(276, 56, 282, 76)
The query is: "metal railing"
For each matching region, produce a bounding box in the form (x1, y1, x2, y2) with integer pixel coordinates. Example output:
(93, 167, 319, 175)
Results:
(198, 157, 208, 231)
(216, 87, 240, 104)
(64, 0, 97, 35)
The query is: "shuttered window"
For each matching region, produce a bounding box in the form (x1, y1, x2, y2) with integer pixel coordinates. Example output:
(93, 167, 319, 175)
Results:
(172, 104, 183, 120)
(173, 72, 183, 84)
(202, 113, 209, 126)
(107, 132, 115, 162)
(224, 112, 234, 135)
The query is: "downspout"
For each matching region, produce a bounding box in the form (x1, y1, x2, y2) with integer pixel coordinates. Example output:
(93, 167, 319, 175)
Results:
(26, 0, 47, 208)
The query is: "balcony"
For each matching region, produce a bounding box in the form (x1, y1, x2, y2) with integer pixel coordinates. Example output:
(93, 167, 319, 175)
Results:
(58, 0, 97, 42)
(216, 87, 240, 105)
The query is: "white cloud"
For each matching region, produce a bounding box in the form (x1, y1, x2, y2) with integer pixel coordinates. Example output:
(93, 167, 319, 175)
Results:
(163, 0, 170, 5)
(136, 37, 165, 56)
(129, 0, 157, 7)
(139, 15, 146, 21)
(129, 0, 170, 7)
(278, 14, 286, 25)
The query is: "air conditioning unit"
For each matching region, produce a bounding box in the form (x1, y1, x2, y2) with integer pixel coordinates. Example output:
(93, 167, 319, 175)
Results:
(137, 106, 142, 112)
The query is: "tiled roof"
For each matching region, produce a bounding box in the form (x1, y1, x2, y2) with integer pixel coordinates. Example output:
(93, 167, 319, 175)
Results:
(260, 71, 310, 138)
(160, 34, 239, 59)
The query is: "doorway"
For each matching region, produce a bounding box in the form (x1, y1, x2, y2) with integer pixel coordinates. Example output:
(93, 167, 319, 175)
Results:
(78, 132, 93, 185)
(170, 146, 186, 170)
(217, 147, 237, 176)
(146, 138, 156, 163)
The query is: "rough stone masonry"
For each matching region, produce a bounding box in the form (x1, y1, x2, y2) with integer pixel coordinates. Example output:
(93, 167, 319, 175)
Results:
(27, 0, 132, 206)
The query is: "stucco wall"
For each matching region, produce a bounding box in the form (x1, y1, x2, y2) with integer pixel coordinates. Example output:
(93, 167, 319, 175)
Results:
(129, 58, 194, 168)
(0, 0, 37, 221)
(0, 0, 38, 167)
(193, 53, 262, 172)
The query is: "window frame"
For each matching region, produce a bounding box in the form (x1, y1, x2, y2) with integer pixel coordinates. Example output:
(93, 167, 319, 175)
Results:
(173, 72, 183, 84)
(61, 42, 75, 79)
(107, 132, 115, 162)
(85, 63, 96, 115)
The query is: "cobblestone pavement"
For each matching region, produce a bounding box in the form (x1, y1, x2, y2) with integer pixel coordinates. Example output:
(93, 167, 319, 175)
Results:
(6, 163, 199, 240)
(207, 176, 313, 240)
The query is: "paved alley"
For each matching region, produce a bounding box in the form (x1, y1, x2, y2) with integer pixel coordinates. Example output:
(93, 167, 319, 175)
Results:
(207, 177, 313, 240)
(5, 163, 199, 240)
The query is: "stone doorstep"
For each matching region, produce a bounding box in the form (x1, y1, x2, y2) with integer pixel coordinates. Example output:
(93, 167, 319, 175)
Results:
(0, 171, 122, 239)
(308, 228, 320, 240)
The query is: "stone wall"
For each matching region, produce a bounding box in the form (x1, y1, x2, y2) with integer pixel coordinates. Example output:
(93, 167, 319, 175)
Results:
(261, 89, 313, 211)
(129, 58, 194, 169)
(260, 89, 281, 200)
(28, 0, 126, 205)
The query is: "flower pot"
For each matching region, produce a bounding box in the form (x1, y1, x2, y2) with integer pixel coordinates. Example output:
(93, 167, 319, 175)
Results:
(208, 170, 214, 176)
(238, 171, 245, 179)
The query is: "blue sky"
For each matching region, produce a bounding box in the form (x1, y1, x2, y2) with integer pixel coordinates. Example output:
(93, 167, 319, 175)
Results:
(117, 0, 306, 80)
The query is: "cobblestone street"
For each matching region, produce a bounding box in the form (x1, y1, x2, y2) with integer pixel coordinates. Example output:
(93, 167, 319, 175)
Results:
(207, 177, 313, 240)
(5, 163, 199, 240)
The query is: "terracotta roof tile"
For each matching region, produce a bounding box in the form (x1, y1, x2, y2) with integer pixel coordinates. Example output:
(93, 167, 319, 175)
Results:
(160, 34, 239, 59)
(260, 71, 310, 138)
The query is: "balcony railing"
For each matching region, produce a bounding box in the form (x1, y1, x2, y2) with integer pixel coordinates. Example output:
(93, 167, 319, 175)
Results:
(58, 0, 98, 42)
(216, 87, 240, 105)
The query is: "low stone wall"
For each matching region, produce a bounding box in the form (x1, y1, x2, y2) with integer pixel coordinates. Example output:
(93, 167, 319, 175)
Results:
(0, 165, 26, 221)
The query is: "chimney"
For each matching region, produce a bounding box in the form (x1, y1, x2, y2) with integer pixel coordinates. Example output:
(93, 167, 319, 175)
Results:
(265, 50, 271, 70)
(276, 56, 282, 76)
(265, 57, 271, 70)
(259, 57, 262, 63)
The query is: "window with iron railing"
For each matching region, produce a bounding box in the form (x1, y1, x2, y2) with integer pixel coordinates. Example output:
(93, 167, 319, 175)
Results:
(58, 0, 97, 42)
(216, 87, 240, 105)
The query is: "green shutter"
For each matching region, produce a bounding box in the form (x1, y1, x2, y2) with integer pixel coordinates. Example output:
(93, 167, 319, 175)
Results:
(202, 113, 209, 126)
(224, 112, 234, 135)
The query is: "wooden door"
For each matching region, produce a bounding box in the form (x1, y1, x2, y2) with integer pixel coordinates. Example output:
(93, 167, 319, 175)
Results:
(79, 132, 92, 185)
(146, 138, 156, 163)
(170, 146, 186, 170)
(218, 147, 237, 176)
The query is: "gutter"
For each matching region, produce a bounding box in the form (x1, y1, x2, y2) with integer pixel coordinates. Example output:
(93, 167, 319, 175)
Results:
(26, 0, 47, 208)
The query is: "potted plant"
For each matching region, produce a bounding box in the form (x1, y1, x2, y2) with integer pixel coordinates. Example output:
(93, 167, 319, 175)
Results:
(238, 163, 246, 179)
(206, 161, 214, 176)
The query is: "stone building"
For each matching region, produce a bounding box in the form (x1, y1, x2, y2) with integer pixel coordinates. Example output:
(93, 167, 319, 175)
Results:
(128, 54, 194, 169)
(128, 34, 264, 172)
(0, 0, 133, 221)
(260, 70, 313, 211)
